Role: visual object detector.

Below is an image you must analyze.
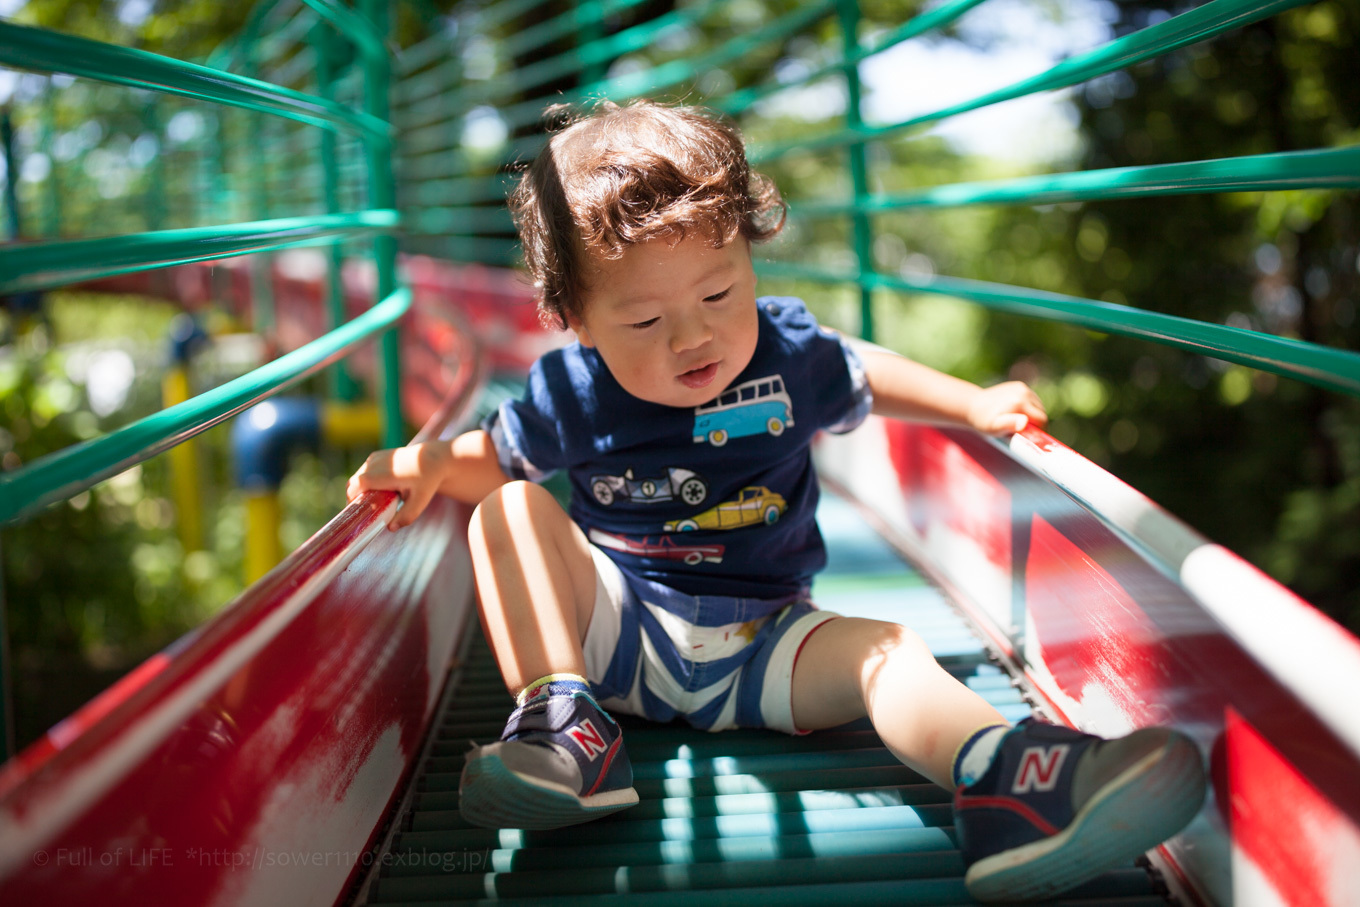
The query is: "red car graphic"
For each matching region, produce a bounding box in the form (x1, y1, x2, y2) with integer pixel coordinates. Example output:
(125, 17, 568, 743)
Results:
(588, 528, 724, 566)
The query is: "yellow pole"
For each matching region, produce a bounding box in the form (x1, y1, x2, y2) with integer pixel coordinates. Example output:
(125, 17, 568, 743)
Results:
(244, 491, 281, 584)
(322, 401, 382, 447)
(162, 366, 204, 552)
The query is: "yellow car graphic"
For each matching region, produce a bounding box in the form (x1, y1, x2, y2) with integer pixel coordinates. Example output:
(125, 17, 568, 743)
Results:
(664, 486, 787, 532)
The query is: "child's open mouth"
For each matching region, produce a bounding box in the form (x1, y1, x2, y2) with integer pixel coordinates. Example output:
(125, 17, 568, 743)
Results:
(678, 362, 719, 389)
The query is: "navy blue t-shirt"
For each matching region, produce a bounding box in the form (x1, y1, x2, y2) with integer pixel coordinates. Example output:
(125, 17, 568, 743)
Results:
(482, 296, 873, 599)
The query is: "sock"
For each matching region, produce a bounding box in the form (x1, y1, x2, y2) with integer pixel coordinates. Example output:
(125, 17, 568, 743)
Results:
(516, 672, 591, 707)
(952, 723, 1010, 788)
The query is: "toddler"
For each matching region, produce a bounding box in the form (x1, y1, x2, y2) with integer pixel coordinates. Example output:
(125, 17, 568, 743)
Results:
(348, 99, 1206, 902)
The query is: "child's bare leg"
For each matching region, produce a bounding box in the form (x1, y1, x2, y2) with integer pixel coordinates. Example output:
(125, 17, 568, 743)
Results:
(461, 481, 638, 830)
(790, 617, 1006, 789)
(467, 480, 598, 695)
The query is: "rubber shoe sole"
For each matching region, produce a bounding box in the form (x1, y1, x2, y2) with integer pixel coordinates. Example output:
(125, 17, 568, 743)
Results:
(965, 730, 1206, 903)
(459, 749, 640, 830)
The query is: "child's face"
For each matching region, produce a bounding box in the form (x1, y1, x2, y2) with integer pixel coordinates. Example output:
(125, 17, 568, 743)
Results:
(568, 233, 759, 409)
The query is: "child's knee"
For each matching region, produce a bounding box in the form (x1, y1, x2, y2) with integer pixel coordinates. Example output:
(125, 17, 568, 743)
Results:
(469, 480, 573, 551)
(862, 620, 936, 677)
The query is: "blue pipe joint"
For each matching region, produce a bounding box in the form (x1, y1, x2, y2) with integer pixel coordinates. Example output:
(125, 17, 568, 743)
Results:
(167, 313, 209, 365)
(231, 397, 321, 491)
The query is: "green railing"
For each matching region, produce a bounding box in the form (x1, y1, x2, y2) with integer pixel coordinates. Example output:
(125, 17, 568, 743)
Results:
(385, 0, 1359, 395)
(1, 0, 1357, 758)
(0, 0, 405, 759)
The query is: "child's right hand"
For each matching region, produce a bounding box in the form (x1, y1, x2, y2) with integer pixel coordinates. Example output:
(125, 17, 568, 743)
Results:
(347, 440, 452, 530)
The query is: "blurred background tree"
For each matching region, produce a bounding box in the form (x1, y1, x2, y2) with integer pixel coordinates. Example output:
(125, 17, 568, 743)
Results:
(968, 1, 1360, 629)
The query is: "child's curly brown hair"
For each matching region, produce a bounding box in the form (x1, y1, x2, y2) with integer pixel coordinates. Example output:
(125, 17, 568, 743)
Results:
(509, 99, 786, 329)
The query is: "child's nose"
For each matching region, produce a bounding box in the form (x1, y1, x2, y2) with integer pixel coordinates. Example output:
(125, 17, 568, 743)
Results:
(669, 311, 713, 354)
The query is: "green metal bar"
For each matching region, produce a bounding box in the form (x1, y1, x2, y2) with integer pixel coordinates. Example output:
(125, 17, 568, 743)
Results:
(377, 854, 973, 901)
(395, 54, 466, 109)
(751, 0, 1314, 163)
(838, 0, 875, 343)
(464, 0, 730, 119)
(576, 1, 609, 88)
(264, 46, 330, 92)
(144, 100, 166, 231)
(397, 146, 477, 182)
(791, 146, 1360, 216)
(396, 0, 578, 106)
(0, 536, 12, 763)
(407, 235, 522, 263)
(0, 20, 388, 139)
(399, 115, 481, 158)
(465, 0, 554, 34)
(301, 0, 386, 61)
(0, 287, 412, 527)
(313, 25, 362, 404)
(405, 175, 514, 208)
(0, 107, 17, 241)
(40, 84, 61, 236)
(362, 0, 404, 449)
(506, 0, 650, 59)
(205, 0, 304, 73)
(410, 205, 517, 234)
(240, 39, 279, 340)
(596, 0, 837, 109)
(398, 29, 457, 76)
(757, 261, 1360, 398)
(397, 826, 953, 870)
(719, 0, 990, 117)
(0, 210, 399, 295)
(198, 109, 225, 239)
(391, 0, 559, 85)
(489, 0, 836, 142)
(394, 80, 463, 129)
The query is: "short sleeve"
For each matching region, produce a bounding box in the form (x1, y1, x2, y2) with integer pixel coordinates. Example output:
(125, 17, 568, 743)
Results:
(479, 359, 566, 483)
(823, 333, 873, 434)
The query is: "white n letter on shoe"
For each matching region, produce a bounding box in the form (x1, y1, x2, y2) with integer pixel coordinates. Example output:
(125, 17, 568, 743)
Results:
(1012, 745, 1069, 793)
(567, 720, 608, 760)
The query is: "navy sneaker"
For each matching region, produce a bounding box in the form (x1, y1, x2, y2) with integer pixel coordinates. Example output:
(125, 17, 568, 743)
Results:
(459, 689, 638, 829)
(955, 718, 1206, 903)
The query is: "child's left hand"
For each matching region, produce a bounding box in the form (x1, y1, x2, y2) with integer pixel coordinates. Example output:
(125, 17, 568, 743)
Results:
(967, 381, 1048, 435)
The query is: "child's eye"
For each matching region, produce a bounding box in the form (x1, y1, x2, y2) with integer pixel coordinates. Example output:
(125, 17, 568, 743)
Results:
(630, 317, 660, 330)
(704, 288, 732, 303)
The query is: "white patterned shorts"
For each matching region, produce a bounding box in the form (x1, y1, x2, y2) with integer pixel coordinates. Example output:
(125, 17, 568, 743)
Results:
(580, 545, 840, 734)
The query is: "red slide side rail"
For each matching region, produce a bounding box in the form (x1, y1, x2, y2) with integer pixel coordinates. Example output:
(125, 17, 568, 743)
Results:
(0, 289, 487, 906)
(817, 417, 1360, 907)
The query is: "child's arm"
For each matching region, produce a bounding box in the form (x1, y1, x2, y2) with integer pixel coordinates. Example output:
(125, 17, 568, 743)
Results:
(346, 430, 511, 530)
(860, 348, 1048, 434)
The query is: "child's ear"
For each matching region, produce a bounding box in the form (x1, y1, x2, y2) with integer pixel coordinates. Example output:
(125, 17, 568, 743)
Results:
(565, 313, 595, 347)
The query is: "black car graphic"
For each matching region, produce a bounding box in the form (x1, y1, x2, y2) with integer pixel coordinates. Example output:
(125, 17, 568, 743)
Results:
(589, 468, 708, 507)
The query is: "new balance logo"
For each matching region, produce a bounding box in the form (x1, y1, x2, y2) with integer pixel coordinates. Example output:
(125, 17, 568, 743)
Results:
(566, 719, 609, 760)
(1012, 744, 1070, 793)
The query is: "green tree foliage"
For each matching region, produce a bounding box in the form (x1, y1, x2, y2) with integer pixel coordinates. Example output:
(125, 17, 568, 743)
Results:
(986, 2, 1360, 630)
(13, 0, 253, 60)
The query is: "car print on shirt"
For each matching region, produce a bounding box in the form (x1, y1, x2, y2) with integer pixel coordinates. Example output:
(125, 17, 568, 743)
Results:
(589, 467, 708, 507)
(588, 528, 724, 566)
(663, 486, 787, 532)
(692, 374, 794, 446)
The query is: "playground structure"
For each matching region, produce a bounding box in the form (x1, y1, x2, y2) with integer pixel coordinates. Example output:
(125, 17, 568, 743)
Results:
(1, 1, 1359, 905)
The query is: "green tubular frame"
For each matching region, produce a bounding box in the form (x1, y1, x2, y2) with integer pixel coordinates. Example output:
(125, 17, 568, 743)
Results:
(0, 20, 387, 139)
(399, 0, 1355, 395)
(791, 147, 1360, 216)
(0, 1, 408, 756)
(761, 262, 1360, 398)
(0, 211, 398, 295)
(0, 288, 412, 527)
(749, 0, 1316, 163)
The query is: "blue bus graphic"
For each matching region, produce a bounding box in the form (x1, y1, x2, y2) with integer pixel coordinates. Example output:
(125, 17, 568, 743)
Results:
(692, 375, 794, 446)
